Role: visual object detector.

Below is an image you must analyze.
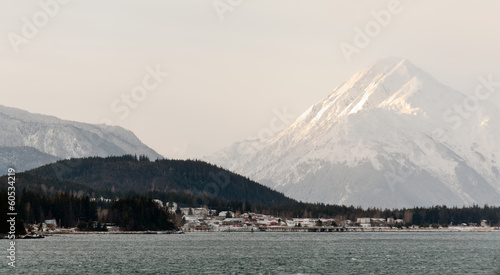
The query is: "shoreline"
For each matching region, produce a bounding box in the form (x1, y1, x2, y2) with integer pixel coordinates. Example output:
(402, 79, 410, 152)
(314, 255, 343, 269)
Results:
(6, 226, 497, 236)
(184, 226, 500, 233)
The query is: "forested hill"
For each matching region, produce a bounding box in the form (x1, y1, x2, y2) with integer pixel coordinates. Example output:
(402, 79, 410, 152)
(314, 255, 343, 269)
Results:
(19, 155, 295, 206)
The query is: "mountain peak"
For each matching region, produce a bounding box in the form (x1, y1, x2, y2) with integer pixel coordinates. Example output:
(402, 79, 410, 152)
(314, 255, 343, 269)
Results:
(207, 59, 500, 208)
(287, 58, 434, 138)
(320, 57, 464, 120)
(362, 57, 420, 85)
(296, 58, 426, 126)
(352, 57, 413, 79)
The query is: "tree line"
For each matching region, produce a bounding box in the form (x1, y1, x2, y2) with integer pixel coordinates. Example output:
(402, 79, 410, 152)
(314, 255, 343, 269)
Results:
(0, 190, 177, 234)
(21, 155, 294, 207)
(147, 190, 500, 226)
(2, 189, 500, 235)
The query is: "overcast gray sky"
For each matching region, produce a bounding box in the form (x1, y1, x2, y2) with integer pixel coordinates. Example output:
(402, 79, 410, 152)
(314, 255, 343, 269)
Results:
(1, 0, 500, 159)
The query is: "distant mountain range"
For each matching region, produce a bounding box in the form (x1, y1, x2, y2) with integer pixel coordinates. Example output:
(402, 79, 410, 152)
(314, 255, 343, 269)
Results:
(0, 146, 59, 173)
(207, 58, 500, 208)
(0, 105, 162, 173)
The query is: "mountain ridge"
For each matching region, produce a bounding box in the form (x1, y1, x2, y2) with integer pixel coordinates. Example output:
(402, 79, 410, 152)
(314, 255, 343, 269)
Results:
(0, 104, 163, 173)
(207, 58, 500, 208)
(10, 155, 295, 207)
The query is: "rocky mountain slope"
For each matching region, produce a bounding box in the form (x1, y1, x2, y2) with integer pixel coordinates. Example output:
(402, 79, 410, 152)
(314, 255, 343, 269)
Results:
(207, 58, 500, 208)
(0, 105, 162, 173)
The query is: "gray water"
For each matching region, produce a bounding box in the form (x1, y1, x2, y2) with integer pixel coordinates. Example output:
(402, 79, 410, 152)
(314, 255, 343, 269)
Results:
(2, 232, 500, 274)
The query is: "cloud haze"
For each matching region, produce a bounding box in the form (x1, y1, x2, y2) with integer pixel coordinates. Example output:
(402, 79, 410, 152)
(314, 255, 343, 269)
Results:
(1, 0, 499, 158)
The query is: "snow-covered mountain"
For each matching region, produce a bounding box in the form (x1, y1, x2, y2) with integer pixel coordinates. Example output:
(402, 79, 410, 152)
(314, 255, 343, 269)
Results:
(0, 105, 163, 172)
(207, 57, 500, 208)
(0, 146, 60, 175)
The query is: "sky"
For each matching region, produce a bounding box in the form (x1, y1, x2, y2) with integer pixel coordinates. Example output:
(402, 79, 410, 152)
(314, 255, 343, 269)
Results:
(1, 0, 500, 159)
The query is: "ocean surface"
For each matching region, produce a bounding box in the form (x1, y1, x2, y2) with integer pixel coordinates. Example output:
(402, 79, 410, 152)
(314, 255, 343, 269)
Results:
(2, 232, 500, 274)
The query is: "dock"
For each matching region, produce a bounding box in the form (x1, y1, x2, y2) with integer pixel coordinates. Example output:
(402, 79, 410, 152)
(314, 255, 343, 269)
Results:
(262, 226, 384, 232)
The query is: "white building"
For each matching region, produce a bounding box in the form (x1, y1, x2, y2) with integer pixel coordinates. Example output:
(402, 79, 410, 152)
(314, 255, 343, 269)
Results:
(44, 219, 57, 226)
(218, 211, 235, 218)
(357, 218, 371, 227)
